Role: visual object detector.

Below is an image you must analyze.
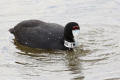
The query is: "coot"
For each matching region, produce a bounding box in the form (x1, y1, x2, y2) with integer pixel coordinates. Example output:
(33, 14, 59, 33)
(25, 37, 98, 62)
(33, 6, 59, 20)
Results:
(9, 20, 80, 50)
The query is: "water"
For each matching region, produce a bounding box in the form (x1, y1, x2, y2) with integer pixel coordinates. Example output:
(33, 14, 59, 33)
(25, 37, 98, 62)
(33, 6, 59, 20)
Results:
(0, 0, 120, 80)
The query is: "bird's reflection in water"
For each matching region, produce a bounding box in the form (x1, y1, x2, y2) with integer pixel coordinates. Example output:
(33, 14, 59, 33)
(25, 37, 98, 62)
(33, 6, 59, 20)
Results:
(14, 39, 89, 80)
(65, 50, 85, 80)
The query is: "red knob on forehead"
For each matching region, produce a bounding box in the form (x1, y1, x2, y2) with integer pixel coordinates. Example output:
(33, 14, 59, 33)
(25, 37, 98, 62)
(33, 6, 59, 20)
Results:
(72, 26, 79, 30)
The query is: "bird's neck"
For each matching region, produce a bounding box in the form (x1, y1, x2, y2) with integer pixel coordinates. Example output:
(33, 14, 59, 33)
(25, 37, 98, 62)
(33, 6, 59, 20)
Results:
(64, 40, 75, 48)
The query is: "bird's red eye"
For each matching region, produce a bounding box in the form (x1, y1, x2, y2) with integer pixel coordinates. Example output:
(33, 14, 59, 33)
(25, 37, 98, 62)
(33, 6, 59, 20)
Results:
(72, 26, 79, 30)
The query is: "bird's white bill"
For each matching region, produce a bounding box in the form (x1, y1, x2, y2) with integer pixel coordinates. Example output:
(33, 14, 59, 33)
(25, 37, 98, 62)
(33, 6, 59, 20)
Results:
(72, 30, 80, 47)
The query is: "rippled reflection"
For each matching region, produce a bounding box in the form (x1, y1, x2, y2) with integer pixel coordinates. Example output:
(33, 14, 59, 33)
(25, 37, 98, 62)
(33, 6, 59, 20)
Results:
(13, 38, 88, 80)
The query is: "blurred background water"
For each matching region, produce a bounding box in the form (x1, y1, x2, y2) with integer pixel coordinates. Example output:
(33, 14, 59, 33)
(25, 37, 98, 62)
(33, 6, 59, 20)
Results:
(0, 0, 120, 80)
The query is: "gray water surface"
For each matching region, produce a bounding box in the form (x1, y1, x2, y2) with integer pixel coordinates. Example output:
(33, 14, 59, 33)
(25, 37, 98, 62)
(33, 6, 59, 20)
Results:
(0, 0, 120, 80)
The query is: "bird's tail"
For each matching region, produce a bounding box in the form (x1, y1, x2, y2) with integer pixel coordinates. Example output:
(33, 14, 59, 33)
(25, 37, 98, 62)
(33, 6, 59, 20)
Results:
(9, 28, 15, 34)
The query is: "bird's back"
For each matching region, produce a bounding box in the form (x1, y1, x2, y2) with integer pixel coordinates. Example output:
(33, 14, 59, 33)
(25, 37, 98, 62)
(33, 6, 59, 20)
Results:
(11, 20, 66, 50)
